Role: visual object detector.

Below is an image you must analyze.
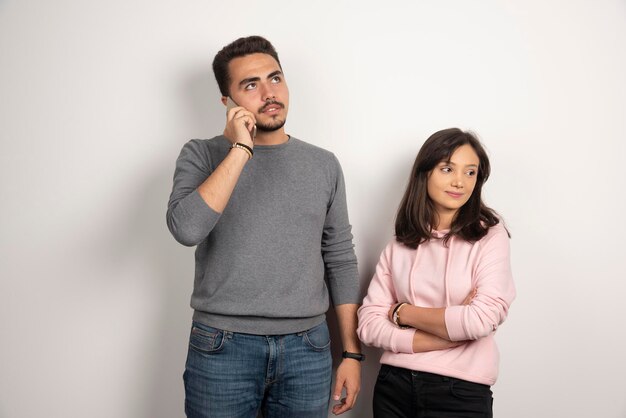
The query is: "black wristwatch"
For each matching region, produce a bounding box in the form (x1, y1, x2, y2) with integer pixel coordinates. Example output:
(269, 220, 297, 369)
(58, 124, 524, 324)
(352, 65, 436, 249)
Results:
(342, 351, 365, 362)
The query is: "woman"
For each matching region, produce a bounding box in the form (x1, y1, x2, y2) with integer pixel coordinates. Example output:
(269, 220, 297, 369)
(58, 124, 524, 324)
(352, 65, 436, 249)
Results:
(357, 128, 516, 418)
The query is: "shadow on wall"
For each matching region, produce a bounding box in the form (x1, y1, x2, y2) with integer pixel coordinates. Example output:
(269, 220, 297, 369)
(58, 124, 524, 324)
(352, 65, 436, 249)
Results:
(326, 143, 412, 418)
(135, 167, 192, 418)
(135, 67, 225, 418)
(327, 307, 381, 418)
(91, 149, 194, 418)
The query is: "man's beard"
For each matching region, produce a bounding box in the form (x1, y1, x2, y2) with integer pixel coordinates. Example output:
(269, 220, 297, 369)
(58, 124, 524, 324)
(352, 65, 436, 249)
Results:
(256, 118, 286, 132)
(256, 99, 286, 132)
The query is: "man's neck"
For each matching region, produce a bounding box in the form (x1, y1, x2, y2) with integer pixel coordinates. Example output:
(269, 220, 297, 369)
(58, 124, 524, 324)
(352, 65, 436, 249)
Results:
(254, 129, 289, 146)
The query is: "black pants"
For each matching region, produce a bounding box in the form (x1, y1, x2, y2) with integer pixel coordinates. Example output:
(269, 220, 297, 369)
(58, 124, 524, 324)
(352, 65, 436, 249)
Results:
(373, 365, 493, 418)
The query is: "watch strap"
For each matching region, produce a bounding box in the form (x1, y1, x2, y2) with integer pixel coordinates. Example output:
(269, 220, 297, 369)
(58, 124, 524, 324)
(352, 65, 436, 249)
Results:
(342, 351, 365, 362)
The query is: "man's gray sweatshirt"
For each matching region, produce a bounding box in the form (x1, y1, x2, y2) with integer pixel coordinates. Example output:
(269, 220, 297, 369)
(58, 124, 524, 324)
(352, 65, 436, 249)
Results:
(166, 136, 360, 335)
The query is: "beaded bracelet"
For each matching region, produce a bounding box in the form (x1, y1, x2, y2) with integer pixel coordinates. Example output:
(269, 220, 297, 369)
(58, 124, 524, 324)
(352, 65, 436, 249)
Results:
(231, 142, 253, 160)
(392, 302, 410, 329)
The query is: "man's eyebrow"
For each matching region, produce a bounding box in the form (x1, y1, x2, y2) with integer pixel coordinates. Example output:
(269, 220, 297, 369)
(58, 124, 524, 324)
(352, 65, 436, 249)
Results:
(267, 70, 283, 79)
(238, 76, 260, 87)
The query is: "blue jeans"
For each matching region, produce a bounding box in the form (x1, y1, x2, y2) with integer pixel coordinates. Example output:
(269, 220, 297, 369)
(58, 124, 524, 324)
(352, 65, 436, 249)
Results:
(183, 321, 332, 418)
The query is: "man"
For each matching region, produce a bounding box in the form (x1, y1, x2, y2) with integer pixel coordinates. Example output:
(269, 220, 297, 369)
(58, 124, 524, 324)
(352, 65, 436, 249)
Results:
(166, 35, 362, 418)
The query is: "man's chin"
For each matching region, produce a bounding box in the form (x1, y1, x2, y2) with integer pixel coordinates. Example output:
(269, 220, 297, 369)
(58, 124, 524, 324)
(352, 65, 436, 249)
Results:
(256, 119, 286, 132)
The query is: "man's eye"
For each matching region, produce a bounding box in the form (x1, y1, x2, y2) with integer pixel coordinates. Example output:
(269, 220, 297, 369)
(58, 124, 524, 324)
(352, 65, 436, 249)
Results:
(271, 76, 281, 83)
(245, 83, 256, 90)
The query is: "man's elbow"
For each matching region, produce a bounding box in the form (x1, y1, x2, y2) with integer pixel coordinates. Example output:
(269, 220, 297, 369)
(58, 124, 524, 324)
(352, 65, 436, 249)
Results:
(166, 217, 205, 247)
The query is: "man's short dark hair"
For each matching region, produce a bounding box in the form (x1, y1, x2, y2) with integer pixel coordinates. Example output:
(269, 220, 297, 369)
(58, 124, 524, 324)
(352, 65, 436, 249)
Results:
(212, 35, 282, 97)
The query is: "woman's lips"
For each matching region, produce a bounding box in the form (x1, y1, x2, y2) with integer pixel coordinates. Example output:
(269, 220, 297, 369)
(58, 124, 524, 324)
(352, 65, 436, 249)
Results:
(445, 191, 464, 198)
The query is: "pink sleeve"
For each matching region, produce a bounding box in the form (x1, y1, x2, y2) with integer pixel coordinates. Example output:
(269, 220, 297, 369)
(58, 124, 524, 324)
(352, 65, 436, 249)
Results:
(357, 243, 415, 353)
(445, 224, 517, 341)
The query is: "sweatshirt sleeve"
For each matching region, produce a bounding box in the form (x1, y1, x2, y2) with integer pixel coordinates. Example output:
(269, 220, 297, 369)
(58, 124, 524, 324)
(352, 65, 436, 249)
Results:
(166, 139, 222, 246)
(321, 155, 360, 305)
(445, 223, 516, 341)
(357, 243, 415, 354)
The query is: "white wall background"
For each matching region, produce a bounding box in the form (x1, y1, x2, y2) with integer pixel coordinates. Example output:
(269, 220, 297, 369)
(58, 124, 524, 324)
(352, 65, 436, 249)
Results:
(1, 1, 625, 417)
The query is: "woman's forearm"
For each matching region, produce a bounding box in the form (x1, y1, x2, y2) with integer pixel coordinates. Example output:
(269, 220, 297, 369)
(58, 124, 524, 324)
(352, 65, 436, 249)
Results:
(400, 305, 451, 340)
(412, 329, 464, 352)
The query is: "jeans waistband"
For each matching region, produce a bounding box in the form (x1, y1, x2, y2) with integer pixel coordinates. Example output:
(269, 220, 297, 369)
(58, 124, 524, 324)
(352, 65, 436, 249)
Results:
(381, 364, 490, 388)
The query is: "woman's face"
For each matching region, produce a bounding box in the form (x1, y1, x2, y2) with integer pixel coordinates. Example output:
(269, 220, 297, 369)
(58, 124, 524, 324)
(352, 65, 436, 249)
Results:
(427, 144, 480, 226)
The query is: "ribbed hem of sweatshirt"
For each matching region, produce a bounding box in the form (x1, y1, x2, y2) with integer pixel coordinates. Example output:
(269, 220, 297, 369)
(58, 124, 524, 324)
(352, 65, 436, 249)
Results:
(193, 311, 327, 335)
(379, 354, 497, 386)
(392, 328, 416, 354)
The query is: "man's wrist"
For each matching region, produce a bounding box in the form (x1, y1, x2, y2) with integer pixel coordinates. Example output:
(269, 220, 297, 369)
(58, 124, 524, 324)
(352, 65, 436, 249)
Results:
(342, 351, 365, 362)
(231, 142, 253, 160)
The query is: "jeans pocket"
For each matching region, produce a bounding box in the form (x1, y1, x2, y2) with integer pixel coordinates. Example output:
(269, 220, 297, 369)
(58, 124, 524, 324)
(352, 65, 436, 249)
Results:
(302, 322, 331, 352)
(188, 323, 226, 354)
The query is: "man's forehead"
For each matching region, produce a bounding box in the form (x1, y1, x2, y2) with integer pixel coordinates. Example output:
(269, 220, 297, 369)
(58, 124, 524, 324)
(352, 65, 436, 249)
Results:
(229, 53, 281, 80)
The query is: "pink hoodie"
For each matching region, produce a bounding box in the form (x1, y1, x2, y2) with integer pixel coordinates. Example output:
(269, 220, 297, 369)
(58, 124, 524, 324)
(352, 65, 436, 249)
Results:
(357, 222, 516, 385)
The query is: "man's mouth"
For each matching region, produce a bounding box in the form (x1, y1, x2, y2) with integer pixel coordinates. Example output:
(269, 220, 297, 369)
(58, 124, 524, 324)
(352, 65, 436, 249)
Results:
(260, 101, 284, 113)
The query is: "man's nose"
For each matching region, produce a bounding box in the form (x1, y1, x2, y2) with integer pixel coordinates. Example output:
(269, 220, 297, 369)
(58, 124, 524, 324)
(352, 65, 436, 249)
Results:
(259, 83, 276, 102)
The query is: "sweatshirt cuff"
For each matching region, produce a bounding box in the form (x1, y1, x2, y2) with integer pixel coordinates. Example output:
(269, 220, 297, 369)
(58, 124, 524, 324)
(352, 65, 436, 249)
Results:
(393, 328, 416, 354)
(444, 306, 467, 342)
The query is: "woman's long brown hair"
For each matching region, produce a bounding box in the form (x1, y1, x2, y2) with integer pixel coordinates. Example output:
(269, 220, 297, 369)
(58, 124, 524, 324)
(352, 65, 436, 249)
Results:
(395, 128, 504, 248)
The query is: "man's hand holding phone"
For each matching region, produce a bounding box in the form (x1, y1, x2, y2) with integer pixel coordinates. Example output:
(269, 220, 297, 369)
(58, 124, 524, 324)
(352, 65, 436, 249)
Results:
(224, 97, 256, 148)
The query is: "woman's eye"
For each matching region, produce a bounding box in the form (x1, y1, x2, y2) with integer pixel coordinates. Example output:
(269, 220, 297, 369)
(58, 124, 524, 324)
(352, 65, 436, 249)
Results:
(441, 167, 452, 173)
(466, 170, 476, 176)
